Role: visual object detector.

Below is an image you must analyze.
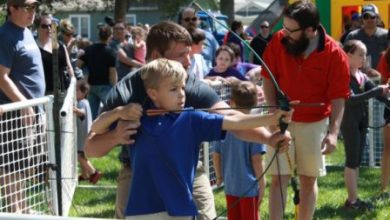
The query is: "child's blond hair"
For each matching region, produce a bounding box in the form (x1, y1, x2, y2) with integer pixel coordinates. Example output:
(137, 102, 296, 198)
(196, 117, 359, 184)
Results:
(131, 26, 145, 39)
(140, 58, 187, 89)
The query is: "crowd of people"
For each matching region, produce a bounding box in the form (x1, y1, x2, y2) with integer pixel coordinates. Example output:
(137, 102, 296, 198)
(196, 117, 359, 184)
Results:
(0, 0, 390, 219)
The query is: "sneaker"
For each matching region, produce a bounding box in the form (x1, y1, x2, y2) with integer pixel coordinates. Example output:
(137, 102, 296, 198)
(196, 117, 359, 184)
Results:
(89, 171, 101, 184)
(344, 198, 373, 211)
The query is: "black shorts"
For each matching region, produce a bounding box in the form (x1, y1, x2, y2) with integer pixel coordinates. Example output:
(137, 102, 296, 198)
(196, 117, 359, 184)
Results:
(384, 107, 390, 125)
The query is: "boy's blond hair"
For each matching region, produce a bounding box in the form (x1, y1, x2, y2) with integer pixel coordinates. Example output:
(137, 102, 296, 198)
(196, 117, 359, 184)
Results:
(140, 58, 187, 89)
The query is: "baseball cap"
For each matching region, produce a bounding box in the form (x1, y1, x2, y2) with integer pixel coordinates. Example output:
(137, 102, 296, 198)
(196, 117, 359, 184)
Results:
(7, 0, 39, 6)
(361, 4, 378, 16)
(351, 13, 360, 21)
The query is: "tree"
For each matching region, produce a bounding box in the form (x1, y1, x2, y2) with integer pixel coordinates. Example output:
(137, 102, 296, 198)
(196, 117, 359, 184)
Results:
(220, 0, 234, 25)
(114, 0, 128, 22)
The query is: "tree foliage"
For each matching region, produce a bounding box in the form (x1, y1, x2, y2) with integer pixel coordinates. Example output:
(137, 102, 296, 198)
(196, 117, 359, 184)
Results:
(220, 0, 234, 24)
(0, 0, 219, 23)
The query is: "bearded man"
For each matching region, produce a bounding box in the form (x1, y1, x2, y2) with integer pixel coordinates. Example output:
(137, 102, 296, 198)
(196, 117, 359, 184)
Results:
(261, 1, 350, 219)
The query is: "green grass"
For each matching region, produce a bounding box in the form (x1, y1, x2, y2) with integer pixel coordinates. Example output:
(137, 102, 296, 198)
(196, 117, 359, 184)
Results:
(69, 142, 390, 219)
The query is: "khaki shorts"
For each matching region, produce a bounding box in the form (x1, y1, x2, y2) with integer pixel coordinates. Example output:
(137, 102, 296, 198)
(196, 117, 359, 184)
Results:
(266, 118, 328, 177)
(126, 212, 192, 220)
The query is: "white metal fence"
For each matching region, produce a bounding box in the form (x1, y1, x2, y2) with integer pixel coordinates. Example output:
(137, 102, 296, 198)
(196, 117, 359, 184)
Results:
(365, 99, 385, 167)
(0, 78, 77, 217)
(58, 78, 78, 216)
(204, 83, 233, 189)
(0, 96, 56, 214)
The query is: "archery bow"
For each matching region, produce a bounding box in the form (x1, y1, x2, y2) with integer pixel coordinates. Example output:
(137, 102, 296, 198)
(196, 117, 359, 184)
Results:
(189, 2, 301, 219)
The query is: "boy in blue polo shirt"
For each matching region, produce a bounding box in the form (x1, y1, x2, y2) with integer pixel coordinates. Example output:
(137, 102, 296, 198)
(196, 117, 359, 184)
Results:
(91, 58, 292, 220)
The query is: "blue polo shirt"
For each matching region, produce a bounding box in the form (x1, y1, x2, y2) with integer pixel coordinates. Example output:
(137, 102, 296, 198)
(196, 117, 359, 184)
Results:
(125, 110, 224, 217)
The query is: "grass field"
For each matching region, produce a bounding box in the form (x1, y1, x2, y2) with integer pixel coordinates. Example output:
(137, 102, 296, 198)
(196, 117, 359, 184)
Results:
(69, 142, 390, 219)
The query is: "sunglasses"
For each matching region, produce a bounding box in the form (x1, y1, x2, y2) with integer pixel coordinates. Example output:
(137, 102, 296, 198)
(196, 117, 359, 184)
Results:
(16, 4, 37, 13)
(363, 14, 376, 20)
(183, 17, 197, 22)
(40, 23, 52, 29)
(260, 25, 269, 29)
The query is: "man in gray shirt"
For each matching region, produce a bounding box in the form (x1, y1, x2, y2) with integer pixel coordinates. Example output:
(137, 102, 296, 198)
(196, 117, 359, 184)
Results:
(345, 4, 388, 69)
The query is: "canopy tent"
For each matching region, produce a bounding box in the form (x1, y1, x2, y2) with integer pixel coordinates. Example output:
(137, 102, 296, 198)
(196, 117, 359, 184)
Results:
(244, 0, 288, 36)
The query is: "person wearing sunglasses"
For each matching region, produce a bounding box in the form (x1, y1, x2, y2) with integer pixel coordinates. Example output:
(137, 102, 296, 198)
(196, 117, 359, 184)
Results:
(250, 20, 273, 65)
(178, 7, 219, 71)
(344, 4, 388, 69)
(0, 0, 45, 213)
(261, 1, 350, 219)
(35, 14, 75, 94)
(57, 19, 84, 80)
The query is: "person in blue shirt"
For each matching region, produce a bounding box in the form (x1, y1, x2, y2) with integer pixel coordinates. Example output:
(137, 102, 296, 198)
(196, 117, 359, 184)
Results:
(90, 58, 292, 220)
(0, 0, 45, 213)
(213, 81, 266, 220)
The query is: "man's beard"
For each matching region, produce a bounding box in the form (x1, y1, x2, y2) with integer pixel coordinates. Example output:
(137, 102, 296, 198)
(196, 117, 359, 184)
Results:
(281, 33, 310, 56)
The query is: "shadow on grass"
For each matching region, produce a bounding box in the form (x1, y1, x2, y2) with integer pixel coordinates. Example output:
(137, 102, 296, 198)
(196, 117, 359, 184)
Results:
(99, 168, 119, 182)
(80, 208, 115, 218)
(314, 203, 379, 220)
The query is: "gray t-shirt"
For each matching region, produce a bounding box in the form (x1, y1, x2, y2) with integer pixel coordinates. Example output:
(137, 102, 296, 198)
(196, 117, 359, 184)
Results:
(0, 21, 45, 103)
(345, 27, 388, 68)
(109, 39, 135, 81)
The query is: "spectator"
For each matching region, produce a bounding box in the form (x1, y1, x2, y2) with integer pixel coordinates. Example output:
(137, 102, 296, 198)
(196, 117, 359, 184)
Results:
(345, 4, 388, 69)
(77, 26, 117, 120)
(250, 21, 273, 65)
(205, 45, 248, 84)
(74, 79, 101, 184)
(227, 42, 261, 79)
(0, 0, 45, 213)
(84, 21, 291, 220)
(225, 20, 245, 61)
(178, 7, 219, 70)
(227, 42, 264, 104)
(261, 1, 350, 219)
(75, 38, 92, 76)
(341, 40, 390, 210)
(109, 21, 142, 81)
(131, 26, 146, 64)
(187, 27, 209, 79)
(213, 81, 266, 220)
(35, 13, 74, 94)
(378, 42, 390, 198)
(59, 19, 84, 80)
(89, 58, 291, 219)
(340, 13, 361, 45)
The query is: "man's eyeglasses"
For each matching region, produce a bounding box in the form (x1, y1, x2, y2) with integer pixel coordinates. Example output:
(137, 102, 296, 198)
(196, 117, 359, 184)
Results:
(183, 17, 197, 22)
(362, 14, 376, 20)
(16, 4, 37, 13)
(282, 25, 302, 34)
(260, 25, 269, 29)
(40, 24, 52, 29)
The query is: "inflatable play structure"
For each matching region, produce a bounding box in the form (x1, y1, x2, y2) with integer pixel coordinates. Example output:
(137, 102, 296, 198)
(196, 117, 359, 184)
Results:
(248, 0, 389, 41)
